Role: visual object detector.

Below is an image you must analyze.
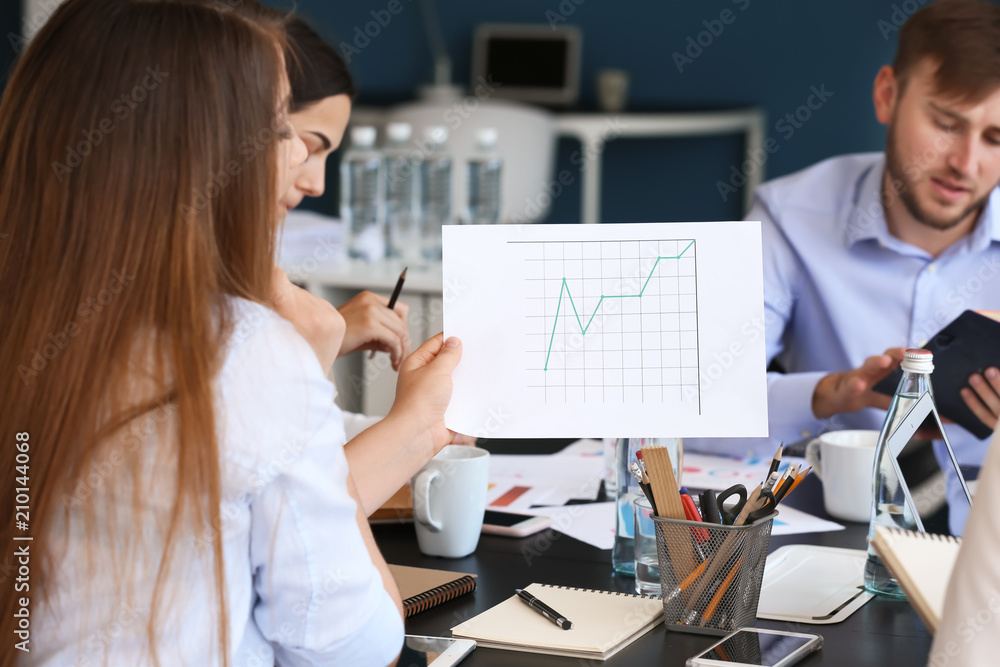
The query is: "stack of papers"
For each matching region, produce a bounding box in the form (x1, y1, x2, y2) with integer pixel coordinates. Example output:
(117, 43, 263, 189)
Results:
(486, 440, 615, 550)
(486, 443, 843, 550)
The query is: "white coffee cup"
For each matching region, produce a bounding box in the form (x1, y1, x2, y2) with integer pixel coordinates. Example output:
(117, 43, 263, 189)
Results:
(412, 445, 490, 558)
(805, 430, 878, 523)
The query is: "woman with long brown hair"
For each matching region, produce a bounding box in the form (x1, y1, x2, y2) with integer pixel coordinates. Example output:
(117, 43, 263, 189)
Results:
(0, 1, 460, 665)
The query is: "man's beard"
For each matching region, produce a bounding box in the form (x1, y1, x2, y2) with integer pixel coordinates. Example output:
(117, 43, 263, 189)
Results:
(884, 121, 990, 231)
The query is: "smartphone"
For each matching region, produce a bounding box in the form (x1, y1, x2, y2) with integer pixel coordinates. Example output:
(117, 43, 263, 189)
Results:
(480, 510, 551, 537)
(686, 627, 823, 667)
(399, 635, 475, 667)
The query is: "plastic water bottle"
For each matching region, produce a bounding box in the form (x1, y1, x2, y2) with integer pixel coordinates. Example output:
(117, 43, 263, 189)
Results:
(384, 123, 422, 261)
(420, 126, 451, 260)
(612, 437, 642, 576)
(465, 127, 502, 224)
(613, 437, 683, 577)
(341, 126, 385, 262)
(603, 438, 618, 497)
(864, 349, 963, 597)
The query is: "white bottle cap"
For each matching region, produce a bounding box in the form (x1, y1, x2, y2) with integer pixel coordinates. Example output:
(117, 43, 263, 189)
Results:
(425, 125, 448, 145)
(350, 126, 377, 147)
(475, 127, 498, 148)
(900, 348, 934, 374)
(387, 122, 412, 143)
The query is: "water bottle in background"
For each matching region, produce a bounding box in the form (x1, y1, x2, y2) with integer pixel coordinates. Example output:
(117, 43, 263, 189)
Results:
(341, 126, 385, 262)
(384, 123, 422, 261)
(466, 127, 503, 225)
(420, 126, 451, 260)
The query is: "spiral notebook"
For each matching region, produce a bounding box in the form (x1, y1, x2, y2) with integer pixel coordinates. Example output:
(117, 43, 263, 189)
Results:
(450, 583, 663, 661)
(388, 565, 477, 618)
(871, 527, 962, 632)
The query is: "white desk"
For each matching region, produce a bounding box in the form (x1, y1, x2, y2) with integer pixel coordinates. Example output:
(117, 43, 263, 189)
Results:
(553, 109, 766, 222)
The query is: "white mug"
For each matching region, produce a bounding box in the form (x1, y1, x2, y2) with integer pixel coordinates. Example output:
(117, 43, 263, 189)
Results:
(805, 430, 878, 523)
(412, 445, 490, 558)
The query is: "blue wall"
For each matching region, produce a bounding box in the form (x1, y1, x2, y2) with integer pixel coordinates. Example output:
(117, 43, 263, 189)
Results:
(271, 1, 924, 222)
(1, 2, 23, 86)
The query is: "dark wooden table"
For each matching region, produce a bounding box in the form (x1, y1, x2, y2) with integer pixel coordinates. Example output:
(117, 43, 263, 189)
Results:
(373, 440, 933, 666)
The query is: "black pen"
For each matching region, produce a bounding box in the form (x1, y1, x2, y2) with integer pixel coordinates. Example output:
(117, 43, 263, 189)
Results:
(387, 266, 407, 310)
(515, 588, 573, 630)
(369, 267, 407, 359)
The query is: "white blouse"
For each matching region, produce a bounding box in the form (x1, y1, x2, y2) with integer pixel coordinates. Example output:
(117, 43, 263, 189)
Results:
(25, 298, 403, 666)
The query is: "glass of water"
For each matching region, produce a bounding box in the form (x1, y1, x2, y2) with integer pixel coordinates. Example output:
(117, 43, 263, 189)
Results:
(633, 496, 661, 596)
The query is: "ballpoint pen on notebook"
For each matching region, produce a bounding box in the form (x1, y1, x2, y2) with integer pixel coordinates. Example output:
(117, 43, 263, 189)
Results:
(515, 588, 573, 630)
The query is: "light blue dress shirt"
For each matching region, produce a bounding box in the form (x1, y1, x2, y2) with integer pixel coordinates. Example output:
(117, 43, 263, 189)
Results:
(689, 153, 1000, 534)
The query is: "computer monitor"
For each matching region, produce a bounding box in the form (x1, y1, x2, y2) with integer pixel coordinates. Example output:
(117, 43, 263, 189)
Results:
(471, 24, 582, 107)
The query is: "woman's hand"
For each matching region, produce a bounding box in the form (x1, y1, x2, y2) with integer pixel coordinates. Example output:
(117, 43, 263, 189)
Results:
(962, 367, 1000, 431)
(390, 333, 462, 455)
(269, 267, 345, 376)
(337, 291, 411, 370)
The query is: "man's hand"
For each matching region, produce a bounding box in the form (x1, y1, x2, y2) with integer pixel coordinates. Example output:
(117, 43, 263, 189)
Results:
(337, 291, 411, 370)
(962, 367, 1000, 431)
(812, 348, 905, 420)
(270, 267, 345, 376)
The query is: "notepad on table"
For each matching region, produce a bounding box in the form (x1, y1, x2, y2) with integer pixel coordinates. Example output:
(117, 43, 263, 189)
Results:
(870, 526, 961, 632)
(388, 564, 477, 618)
(451, 583, 663, 661)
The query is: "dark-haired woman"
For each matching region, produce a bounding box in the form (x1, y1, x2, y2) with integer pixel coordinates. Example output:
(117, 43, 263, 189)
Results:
(273, 15, 475, 515)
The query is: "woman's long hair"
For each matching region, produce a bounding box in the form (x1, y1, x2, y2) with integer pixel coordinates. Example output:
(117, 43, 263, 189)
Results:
(0, 1, 286, 665)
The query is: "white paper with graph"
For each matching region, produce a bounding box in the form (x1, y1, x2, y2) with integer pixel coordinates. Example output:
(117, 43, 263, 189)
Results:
(442, 222, 767, 438)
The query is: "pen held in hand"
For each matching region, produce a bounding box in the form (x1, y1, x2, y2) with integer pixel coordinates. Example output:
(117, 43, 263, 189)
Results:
(369, 267, 407, 360)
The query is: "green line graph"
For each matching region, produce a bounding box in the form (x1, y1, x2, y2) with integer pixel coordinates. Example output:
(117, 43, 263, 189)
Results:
(543, 240, 695, 371)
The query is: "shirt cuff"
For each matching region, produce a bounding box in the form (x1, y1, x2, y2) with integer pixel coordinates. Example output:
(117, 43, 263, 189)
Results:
(767, 371, 827, 443)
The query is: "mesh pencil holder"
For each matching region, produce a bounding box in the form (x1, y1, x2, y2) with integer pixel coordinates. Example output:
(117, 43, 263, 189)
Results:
(651, 511, 776, 635)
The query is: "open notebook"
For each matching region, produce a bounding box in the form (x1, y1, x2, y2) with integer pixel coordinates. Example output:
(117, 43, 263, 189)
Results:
(871, 526, 962, 632)
(451, 583, 663, 660)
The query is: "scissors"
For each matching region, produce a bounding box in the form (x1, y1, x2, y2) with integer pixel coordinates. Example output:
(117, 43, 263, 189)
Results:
(717, 484, 777, 525)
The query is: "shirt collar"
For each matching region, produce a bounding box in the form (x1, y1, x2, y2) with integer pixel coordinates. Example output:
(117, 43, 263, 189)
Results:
(845, 156, 893, 248)
(845, 155, 1000, 254)
(973, 187, 1000, 249)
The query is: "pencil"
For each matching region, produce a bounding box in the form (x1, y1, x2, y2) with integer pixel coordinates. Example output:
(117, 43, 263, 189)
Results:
(767, 443, 783, 478)
(783, 467, 811, 498)
(700, 555, 743, 626)
(369, 268, 407, 360)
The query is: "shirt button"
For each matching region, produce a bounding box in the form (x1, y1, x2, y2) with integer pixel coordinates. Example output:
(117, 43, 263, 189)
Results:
(928, 264, 937, 273)
(918, 339, 928, 347)
(800, 430, 811, 438)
